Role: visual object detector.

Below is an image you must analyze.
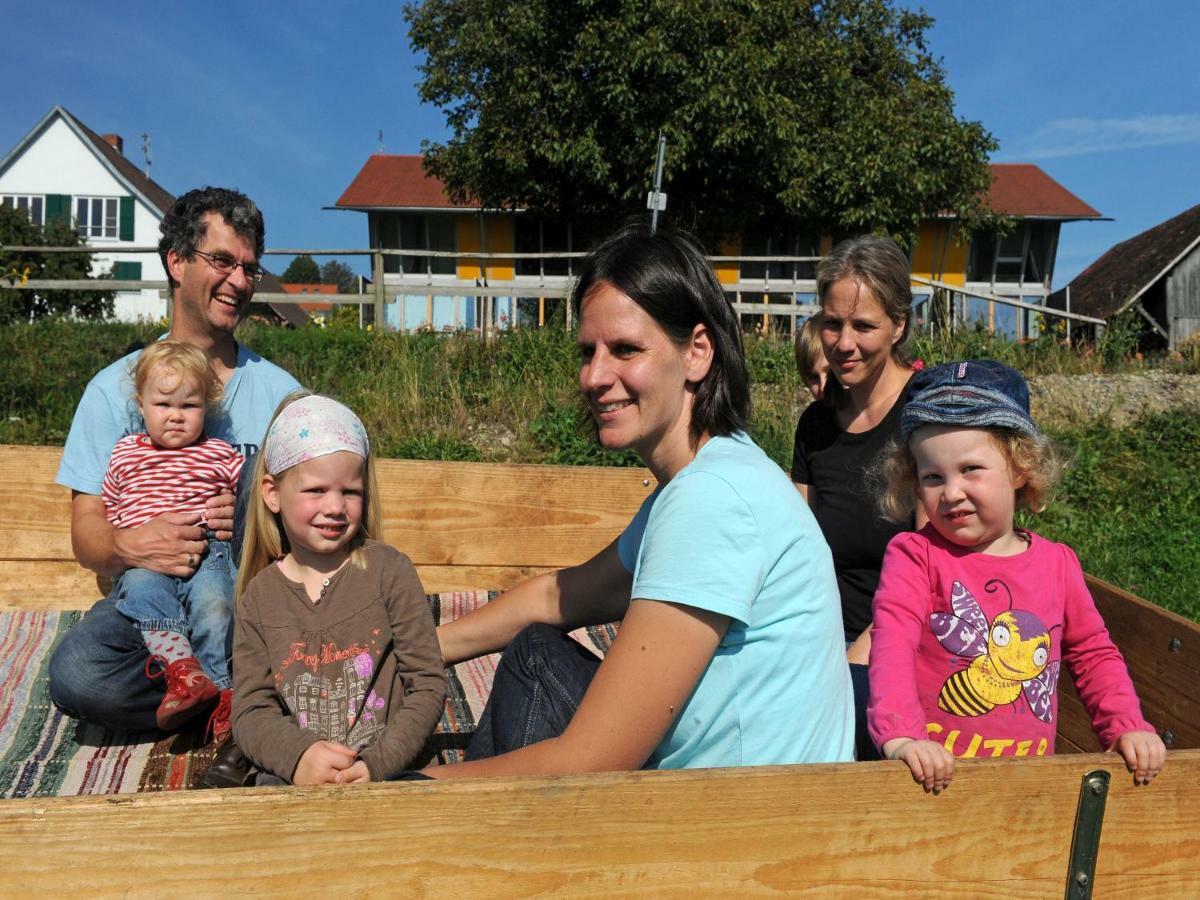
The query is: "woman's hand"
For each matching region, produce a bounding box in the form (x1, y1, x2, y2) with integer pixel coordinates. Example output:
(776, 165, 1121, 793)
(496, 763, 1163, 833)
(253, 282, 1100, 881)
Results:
(293, 741, 359, 785)
(884, 738, 956, 793)
(1112, 730, 1166, 785)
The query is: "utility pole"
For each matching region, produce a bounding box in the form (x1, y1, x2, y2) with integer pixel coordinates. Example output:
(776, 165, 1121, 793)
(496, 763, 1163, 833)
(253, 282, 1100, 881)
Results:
(141, 133, 152, 179)
(647, 132, 668, 233)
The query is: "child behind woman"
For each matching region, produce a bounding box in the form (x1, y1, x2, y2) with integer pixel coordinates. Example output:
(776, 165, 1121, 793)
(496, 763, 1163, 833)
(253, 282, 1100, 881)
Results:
(867, 360, 1165, 792)
(794, 314, 831, 404)
(104, 340, 243, 738)
(232, 393, 446, 785)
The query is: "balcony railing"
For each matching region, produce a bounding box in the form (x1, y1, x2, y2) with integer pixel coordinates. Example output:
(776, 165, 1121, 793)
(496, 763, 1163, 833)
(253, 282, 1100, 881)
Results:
(2, 245, 1106, 338)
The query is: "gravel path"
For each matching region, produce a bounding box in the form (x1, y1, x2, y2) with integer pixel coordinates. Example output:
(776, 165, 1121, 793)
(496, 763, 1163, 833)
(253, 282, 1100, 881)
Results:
(1030, 371, 1200, 428)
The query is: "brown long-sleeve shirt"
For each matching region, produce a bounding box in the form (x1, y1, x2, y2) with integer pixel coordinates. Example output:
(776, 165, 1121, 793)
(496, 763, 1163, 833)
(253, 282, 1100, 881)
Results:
(232, 540, 446, 781)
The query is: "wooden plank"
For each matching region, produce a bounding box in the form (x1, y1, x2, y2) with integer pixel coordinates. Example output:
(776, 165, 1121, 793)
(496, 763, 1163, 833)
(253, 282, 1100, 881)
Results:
(1086, 575, 1200, 751)
(0, 445, 69, 560)
(1054, 576, 1199, 753)
(375, 458, 653, 568)
(0, 561, 108, 610)
(1, 752, 1196, 896)
(0, 447, 654, 570)
(0, 561, 550, 611)
(416, 564, 556, 593)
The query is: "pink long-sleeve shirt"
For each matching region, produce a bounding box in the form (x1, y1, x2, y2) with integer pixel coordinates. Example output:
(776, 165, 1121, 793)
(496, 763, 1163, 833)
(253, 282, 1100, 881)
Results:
(867, 527, 1152, 758)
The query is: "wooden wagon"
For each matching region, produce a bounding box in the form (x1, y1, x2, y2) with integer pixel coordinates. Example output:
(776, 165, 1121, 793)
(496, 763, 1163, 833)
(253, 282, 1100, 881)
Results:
(1, 445, 1197, 897)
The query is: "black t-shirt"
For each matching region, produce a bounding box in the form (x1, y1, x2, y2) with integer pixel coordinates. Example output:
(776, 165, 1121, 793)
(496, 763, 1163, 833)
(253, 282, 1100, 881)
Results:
(791, 390, 913, 641)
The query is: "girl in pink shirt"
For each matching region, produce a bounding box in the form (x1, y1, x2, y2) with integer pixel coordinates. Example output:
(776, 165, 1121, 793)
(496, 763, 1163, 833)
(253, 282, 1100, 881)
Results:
(867, 360, 1165, 792)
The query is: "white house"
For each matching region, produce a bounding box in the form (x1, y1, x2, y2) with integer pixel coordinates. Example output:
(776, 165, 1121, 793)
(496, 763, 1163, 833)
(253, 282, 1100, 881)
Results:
(0, 106, 174, 321)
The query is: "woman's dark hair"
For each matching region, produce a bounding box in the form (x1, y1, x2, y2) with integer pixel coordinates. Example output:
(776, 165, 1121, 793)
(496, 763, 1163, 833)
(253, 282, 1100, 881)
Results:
(570, 224, 749, 443)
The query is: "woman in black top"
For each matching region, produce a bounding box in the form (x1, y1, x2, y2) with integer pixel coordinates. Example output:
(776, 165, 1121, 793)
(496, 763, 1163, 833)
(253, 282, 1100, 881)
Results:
(791, 235, 919, 757)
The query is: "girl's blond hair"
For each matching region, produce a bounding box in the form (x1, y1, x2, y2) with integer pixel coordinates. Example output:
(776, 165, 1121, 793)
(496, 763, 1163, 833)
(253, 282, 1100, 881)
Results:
(235, 390, 383, 601)
(876, 427, 1064, 524)
(132, 340, 223, 409)
(793, 315, 825, 383)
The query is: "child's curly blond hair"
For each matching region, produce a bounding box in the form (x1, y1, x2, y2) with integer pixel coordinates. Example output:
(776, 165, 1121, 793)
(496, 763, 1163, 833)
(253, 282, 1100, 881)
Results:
(876, 427, 1064, 524)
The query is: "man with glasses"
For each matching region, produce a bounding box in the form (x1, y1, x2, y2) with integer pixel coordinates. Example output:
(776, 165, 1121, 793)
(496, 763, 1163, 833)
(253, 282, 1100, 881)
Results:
(49, 187, 301, 735)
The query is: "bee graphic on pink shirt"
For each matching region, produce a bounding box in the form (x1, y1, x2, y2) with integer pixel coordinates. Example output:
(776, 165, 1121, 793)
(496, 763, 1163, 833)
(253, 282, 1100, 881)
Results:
(931, 579, 1060, 722)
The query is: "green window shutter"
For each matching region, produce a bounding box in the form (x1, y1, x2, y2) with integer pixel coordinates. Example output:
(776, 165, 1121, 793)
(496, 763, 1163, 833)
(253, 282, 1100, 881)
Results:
(119, 196, 135, 241)
(112, 261, 142, 281)
(45, 194, 71, 225)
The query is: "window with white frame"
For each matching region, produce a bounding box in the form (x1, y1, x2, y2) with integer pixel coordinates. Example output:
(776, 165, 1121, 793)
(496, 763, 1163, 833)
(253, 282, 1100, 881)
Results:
(75, 196, 119, 238)
(2, 194, 44, 226)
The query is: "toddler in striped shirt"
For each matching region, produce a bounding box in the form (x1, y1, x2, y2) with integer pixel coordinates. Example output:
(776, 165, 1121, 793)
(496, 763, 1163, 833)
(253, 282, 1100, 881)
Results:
(102, 340, 243, 740)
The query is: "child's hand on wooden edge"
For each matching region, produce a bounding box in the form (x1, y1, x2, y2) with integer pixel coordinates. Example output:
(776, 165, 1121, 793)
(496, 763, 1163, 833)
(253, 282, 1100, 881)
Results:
(335, 760, 371, 784)
(882, 738, 956, 794)
(292, 741, 359, 786)
(1111, 730, 1167, 785)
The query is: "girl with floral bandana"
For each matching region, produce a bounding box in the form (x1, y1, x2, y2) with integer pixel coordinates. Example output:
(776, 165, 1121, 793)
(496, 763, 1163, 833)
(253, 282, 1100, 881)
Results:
(229, 393, 445, 786)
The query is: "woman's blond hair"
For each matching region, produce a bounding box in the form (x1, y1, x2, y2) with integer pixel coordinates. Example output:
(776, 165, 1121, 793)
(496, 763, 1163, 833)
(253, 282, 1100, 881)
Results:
(131, 340, 223, 409)
(235, 390, 383, 601)
(876, 427, 1064, 524)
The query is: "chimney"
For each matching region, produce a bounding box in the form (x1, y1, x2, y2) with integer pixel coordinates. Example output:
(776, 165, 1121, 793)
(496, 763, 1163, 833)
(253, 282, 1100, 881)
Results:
(101, 133, 124, 155)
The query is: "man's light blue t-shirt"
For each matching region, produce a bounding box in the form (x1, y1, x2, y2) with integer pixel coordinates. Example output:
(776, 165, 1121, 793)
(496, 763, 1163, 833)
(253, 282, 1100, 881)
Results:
(618, 433, 854, 769)
(57, 342, 301, 495)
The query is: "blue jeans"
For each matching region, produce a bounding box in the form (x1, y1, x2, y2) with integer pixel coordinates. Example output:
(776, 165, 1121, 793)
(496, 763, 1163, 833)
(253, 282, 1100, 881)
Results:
(49, 593, 162, 731)
(849, 662, 880, 762)
(466, 624, 601, 760)
(111, 539, 235, 690)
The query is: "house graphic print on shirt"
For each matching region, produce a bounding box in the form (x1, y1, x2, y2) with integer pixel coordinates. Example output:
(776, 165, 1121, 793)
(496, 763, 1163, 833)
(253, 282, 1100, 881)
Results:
(280, 646, 386, 752)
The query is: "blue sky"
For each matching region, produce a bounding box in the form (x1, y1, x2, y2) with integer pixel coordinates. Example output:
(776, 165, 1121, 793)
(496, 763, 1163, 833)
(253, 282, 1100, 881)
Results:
(2, 0, 1197, 286)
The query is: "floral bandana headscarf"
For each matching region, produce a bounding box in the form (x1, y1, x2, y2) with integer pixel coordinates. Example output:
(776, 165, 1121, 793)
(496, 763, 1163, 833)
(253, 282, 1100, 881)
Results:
(263, 395, 369, 476)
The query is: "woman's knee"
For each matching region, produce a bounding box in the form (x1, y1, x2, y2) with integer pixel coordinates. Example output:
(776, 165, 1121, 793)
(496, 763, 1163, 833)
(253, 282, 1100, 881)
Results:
(501, 624, 568, 675)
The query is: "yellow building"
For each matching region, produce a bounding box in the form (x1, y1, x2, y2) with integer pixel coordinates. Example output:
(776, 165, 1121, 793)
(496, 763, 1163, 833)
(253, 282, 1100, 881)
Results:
(335, 157, 1102, 336)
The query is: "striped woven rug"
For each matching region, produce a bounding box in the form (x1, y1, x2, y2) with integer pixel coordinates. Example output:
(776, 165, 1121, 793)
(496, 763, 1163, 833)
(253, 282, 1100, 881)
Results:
(0, 594, 615, 798)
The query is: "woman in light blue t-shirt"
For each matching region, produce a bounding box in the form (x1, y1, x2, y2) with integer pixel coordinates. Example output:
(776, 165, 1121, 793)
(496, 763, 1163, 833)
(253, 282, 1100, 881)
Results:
(421, 225, 854, 779)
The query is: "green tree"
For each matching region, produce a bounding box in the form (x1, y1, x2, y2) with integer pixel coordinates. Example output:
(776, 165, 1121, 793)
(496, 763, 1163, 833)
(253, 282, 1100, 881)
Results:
(320, 259, 358, 293)
(405, 0, 999, 246)
(0, 205, 114, 324)
(279, 253, 321, 283)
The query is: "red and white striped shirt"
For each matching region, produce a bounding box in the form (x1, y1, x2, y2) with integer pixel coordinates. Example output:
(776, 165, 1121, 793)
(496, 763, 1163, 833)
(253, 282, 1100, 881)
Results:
(101, 434, 244, 529)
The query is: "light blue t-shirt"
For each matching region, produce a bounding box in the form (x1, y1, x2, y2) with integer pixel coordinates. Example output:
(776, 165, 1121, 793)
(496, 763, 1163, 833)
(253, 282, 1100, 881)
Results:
(618, 433, 854, 769)
(57, 341, 301, 495)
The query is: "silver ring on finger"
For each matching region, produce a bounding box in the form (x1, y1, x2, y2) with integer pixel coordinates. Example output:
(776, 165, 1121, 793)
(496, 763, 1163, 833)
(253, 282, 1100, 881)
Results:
(187, 553, 196, 569)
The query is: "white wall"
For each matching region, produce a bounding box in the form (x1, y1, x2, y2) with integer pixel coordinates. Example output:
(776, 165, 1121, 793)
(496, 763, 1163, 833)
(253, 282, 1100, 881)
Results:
(0, 115, 168, 321)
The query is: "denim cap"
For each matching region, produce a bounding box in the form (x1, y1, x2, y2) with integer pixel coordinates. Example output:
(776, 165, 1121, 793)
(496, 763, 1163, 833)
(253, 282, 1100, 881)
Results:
(264, 395, 369, 475)
(901, 359, 1037, 441)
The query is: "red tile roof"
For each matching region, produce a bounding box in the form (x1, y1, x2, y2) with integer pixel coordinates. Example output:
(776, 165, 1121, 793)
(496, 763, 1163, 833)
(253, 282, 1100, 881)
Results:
(985, 164, 1102, 220)
(280, 283, 338, 294)
(336, 156, 1102, 221)
(335, 155, 476, 210)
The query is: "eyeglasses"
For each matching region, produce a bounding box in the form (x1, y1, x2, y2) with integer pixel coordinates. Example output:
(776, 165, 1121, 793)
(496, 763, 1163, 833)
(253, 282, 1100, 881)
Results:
(193, 249, 265, 284)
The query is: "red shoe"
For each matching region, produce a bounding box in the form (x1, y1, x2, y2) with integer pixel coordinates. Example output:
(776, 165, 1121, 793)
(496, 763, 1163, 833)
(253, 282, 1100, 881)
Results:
(206, 689, 233, 745)
(146, 655, 218, 731)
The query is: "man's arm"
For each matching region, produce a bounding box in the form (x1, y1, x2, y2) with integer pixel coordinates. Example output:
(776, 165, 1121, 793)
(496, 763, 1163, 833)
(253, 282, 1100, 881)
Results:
(71, 492, 208, 579)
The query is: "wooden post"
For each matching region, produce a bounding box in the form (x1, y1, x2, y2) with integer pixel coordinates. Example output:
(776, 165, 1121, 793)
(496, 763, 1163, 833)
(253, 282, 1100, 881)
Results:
(372, 249, 385, 330)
